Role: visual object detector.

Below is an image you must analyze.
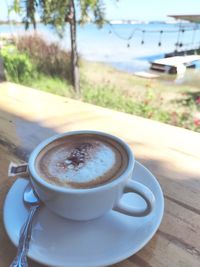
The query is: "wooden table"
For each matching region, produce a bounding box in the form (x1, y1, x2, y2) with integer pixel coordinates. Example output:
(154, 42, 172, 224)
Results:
(0, 82, 200, 267)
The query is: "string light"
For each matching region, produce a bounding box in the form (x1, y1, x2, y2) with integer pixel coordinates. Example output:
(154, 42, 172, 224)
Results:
(158, 30, 163, 47)
(107, 22, 200, 50)
(108, 23, 135, 41)
(141, 30, 145, 45)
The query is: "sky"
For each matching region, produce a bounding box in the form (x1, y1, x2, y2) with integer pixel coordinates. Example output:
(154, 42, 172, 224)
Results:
(0, 0, 200, 22)
(105, 0, 200, 21)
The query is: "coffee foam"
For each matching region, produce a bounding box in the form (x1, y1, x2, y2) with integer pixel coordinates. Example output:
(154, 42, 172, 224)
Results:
(35, 134, 128, 188)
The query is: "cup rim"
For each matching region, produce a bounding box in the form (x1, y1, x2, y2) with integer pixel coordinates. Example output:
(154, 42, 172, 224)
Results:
(28, 130, 135, 194)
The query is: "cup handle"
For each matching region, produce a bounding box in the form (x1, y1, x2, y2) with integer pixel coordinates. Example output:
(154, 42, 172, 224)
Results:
(113, 180, 155, 217)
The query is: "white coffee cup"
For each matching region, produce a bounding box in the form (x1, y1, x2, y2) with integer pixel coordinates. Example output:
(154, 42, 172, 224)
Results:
(28, 130, 155, 221)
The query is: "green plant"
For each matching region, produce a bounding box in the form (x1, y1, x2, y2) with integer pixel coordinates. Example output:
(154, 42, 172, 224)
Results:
(0, 46, 36, 83)
(26, 74, 72, 97)
(81, 81, 171, 123)
(15, 34, 71, 80)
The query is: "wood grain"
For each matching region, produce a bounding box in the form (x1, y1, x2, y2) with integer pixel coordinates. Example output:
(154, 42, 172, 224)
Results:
(0, 82, 200, 267)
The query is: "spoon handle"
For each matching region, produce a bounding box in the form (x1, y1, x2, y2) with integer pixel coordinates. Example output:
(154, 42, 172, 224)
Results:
(10, 205, 39, 267)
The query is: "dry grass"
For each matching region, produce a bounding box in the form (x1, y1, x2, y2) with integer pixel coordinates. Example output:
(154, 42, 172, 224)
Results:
(14, 34, 71, 80)
(81, 60, 200, 112)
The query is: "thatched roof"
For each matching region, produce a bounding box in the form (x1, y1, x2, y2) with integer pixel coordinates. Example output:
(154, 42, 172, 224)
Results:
(168, 15, 200, 23)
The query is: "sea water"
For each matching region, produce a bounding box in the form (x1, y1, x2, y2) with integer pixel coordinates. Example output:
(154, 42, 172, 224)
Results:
(1, 22, 199, 72)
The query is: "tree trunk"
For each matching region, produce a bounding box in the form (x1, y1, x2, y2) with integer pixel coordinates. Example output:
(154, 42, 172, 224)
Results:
(69, 0, 80, 94)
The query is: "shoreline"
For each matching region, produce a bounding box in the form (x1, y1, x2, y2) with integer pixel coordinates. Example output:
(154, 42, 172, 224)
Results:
(1, 22, 200, 74)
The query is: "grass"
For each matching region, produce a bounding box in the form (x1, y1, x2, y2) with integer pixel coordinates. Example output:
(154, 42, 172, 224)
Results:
(8, 61, 200, 133)
(29, 61, 200, 132)
(81, 61, 200, 130)
(81, 80, 171, 123)
(1, 35, 200, 132)
(25, 74, 72, 97)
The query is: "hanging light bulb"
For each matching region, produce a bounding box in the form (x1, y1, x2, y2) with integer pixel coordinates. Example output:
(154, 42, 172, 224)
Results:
(158, 30, 163, 47)
(141, 30, 145, 45)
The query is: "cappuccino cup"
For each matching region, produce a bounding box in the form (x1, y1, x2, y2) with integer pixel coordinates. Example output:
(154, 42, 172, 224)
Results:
(28, 130, 155, 220)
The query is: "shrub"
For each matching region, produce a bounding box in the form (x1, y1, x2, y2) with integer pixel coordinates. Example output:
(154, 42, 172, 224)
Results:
(14, 34, 71, 80)
(0, 46, 35, 83)
(26, 74, 72, 97)
(81, 81, 171, 123)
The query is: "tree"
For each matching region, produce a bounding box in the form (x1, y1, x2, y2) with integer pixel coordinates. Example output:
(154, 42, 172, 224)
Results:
(13, 0, 106, 94)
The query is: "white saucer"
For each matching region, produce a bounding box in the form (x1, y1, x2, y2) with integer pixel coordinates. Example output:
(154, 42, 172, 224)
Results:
(3, 161, 164, 267)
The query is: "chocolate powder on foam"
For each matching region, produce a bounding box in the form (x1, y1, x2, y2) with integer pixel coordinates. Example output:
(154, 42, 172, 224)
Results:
(66, 143, 93, 168)
(55, 142, 97, 171)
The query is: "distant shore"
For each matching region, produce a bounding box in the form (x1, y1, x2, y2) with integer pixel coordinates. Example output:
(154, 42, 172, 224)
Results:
(0, 19, 193, 26)
(0, 21, 24, 25)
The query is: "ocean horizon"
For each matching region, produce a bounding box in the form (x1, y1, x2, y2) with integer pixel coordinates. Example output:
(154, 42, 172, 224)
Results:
(1, 22, 200, 73)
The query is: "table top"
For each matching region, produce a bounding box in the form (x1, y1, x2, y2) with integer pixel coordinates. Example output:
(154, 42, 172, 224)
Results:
(0, 82, 200, 267)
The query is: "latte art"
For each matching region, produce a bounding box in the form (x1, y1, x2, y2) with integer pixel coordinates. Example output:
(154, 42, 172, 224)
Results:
(35, 134, 128, 188)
